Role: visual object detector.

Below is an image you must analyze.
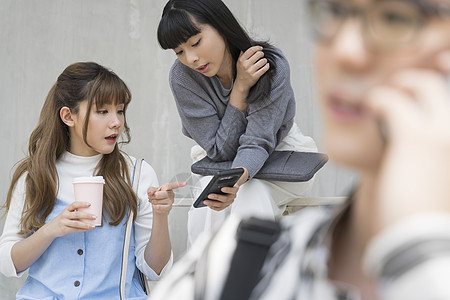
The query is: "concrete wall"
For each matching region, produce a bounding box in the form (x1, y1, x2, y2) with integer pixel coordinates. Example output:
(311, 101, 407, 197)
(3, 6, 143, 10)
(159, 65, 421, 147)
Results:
(0, 0, 356, 298)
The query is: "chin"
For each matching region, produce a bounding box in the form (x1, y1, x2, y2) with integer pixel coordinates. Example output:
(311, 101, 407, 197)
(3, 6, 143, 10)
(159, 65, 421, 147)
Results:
(95, 147, 116, 155)
(104, 148, 116, 155)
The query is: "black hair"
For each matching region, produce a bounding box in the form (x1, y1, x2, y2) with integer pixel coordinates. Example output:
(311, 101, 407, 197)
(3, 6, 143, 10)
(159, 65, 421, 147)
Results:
(157, 0, 277, 103)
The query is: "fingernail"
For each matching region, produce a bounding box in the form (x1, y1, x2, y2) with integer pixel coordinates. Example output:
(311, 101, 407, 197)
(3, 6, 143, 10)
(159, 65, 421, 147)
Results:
(92, 215, 97, 219)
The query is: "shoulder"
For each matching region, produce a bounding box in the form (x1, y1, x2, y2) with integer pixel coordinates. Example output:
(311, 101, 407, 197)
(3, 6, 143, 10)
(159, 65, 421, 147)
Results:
(10, 172, 27, 199)
(169, 60, 218, 107)
(247, 45, 293, 111)
(282, 206, 332, 235)
(121, 153, 158, 184)
(169, 59, 206, 89)
(266, 45, 291, 84)
(267, 46, 289, 67)
(5, 172, 28, 219)
(249, 207, 336, 298)
(169, 59, 187, 79)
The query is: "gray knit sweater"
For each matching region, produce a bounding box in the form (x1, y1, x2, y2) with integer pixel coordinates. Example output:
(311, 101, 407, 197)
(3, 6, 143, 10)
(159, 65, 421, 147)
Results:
(169, 47, 296, 179)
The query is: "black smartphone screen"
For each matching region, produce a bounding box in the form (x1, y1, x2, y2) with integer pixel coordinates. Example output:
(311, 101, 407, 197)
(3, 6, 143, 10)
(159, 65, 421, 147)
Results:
(193, 168, 244, 208)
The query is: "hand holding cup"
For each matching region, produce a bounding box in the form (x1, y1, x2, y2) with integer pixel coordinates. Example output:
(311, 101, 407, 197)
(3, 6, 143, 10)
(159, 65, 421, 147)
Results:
(72, 176, 105, 226)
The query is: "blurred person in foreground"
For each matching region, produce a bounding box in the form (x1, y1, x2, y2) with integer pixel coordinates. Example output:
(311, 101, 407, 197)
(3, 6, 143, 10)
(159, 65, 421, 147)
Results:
(150, 0, 450, 299)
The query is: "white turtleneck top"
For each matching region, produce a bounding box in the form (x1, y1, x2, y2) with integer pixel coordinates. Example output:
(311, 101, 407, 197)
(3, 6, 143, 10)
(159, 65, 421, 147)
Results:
(0, 151, 173, 293)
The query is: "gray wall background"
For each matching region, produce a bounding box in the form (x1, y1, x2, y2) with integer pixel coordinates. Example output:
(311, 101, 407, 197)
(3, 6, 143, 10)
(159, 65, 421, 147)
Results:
(0, 0, 356, 297)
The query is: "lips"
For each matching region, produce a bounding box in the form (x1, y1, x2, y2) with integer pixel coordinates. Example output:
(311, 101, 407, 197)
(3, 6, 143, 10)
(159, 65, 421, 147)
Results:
(196, 63, 209, 73)
(105, 134, 118, 142)
(327, 91, 367, 121)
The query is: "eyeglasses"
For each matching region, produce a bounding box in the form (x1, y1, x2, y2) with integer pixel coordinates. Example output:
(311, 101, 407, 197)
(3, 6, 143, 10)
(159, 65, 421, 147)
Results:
(307, 0, 450, 50)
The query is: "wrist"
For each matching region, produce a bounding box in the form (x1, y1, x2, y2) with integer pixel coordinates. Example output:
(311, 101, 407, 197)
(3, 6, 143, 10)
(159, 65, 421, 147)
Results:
(230, 84, 249, 113)
(37, 223, 57, 242)
(151, 211, 170, 230)
(236, 167, 249, 186)
(152, 208, 170, 218)
(233, 80, 250, 95)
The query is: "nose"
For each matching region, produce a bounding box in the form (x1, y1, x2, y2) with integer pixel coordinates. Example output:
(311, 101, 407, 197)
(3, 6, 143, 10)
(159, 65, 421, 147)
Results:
(331, 20, 371, 72)
(185, 49, 199, 65)
(109, 113, 121, 128)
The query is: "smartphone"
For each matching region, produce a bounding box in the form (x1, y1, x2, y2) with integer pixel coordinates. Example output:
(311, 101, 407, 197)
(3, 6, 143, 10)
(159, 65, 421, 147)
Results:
(193, 168, 244, 208)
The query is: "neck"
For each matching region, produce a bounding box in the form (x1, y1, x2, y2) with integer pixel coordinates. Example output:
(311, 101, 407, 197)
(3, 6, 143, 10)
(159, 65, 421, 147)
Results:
(330, 181, 376, 270)
(216, 50, 234, 89)
(328, 171, 381, 300)
(334, 165, 382, 254)
(352, 174, 379, 246)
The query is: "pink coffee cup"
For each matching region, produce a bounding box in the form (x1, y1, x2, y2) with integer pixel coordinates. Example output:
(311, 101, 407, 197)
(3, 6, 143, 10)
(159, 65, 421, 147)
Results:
(72, 176, 105, 226)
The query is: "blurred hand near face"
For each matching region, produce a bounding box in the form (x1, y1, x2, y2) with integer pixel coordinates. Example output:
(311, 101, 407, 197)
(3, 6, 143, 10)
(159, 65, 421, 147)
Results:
(365, 50, 450, 234)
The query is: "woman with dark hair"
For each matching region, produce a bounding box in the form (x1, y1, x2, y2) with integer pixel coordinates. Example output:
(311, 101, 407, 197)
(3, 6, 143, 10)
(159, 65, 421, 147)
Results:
(157, 0, 318, 246)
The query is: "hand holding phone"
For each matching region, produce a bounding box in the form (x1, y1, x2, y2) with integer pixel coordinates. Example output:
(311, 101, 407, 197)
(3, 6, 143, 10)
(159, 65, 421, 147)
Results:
(193, 168, 244, 208)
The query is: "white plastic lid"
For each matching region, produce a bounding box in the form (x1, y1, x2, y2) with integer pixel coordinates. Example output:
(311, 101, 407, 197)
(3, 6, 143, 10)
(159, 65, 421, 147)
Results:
(72, 176, 105, 184)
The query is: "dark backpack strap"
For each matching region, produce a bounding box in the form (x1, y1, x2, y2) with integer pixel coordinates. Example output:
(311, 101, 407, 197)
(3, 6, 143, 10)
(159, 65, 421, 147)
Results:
(220, 217, 281, 300)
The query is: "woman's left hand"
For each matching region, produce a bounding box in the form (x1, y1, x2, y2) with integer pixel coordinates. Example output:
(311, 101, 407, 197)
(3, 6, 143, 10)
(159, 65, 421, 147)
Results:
(147, 182, 186, 215)
(203, 185, 239, 211)
(204, 167, 248, 211)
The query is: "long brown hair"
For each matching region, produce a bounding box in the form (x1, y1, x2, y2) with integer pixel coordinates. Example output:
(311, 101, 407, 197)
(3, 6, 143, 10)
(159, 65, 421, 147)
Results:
(4, 62, 137, 234)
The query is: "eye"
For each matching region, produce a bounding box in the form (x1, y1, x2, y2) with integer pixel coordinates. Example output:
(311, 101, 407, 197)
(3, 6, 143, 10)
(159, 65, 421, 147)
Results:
(118, 109, 125, 115)
(174, 49, 183, 56)
(380, 11, 414, 26)
(97, 110, 108, 115)
(322, 1, 348, 19)
(192, 38, 201, 47)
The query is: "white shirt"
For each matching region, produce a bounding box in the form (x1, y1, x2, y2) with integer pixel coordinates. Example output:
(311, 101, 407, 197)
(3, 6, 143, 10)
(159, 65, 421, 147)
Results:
(0, 151, 173, 283)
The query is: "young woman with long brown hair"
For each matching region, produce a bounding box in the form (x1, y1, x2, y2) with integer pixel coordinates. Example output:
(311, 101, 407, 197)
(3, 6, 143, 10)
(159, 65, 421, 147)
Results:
(0, 62, 185, 299)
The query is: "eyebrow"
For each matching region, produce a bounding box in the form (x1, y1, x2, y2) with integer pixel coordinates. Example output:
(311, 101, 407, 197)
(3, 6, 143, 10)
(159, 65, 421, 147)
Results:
(413, 0, 450, 14)
(375, 0, 450, 15)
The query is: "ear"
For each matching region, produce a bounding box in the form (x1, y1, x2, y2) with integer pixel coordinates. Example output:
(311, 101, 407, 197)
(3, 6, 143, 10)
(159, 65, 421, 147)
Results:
(60, 107, 75, 127)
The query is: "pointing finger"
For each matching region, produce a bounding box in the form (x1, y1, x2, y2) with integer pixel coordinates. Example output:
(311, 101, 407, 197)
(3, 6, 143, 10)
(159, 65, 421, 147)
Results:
(158, 181, 187, 191)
